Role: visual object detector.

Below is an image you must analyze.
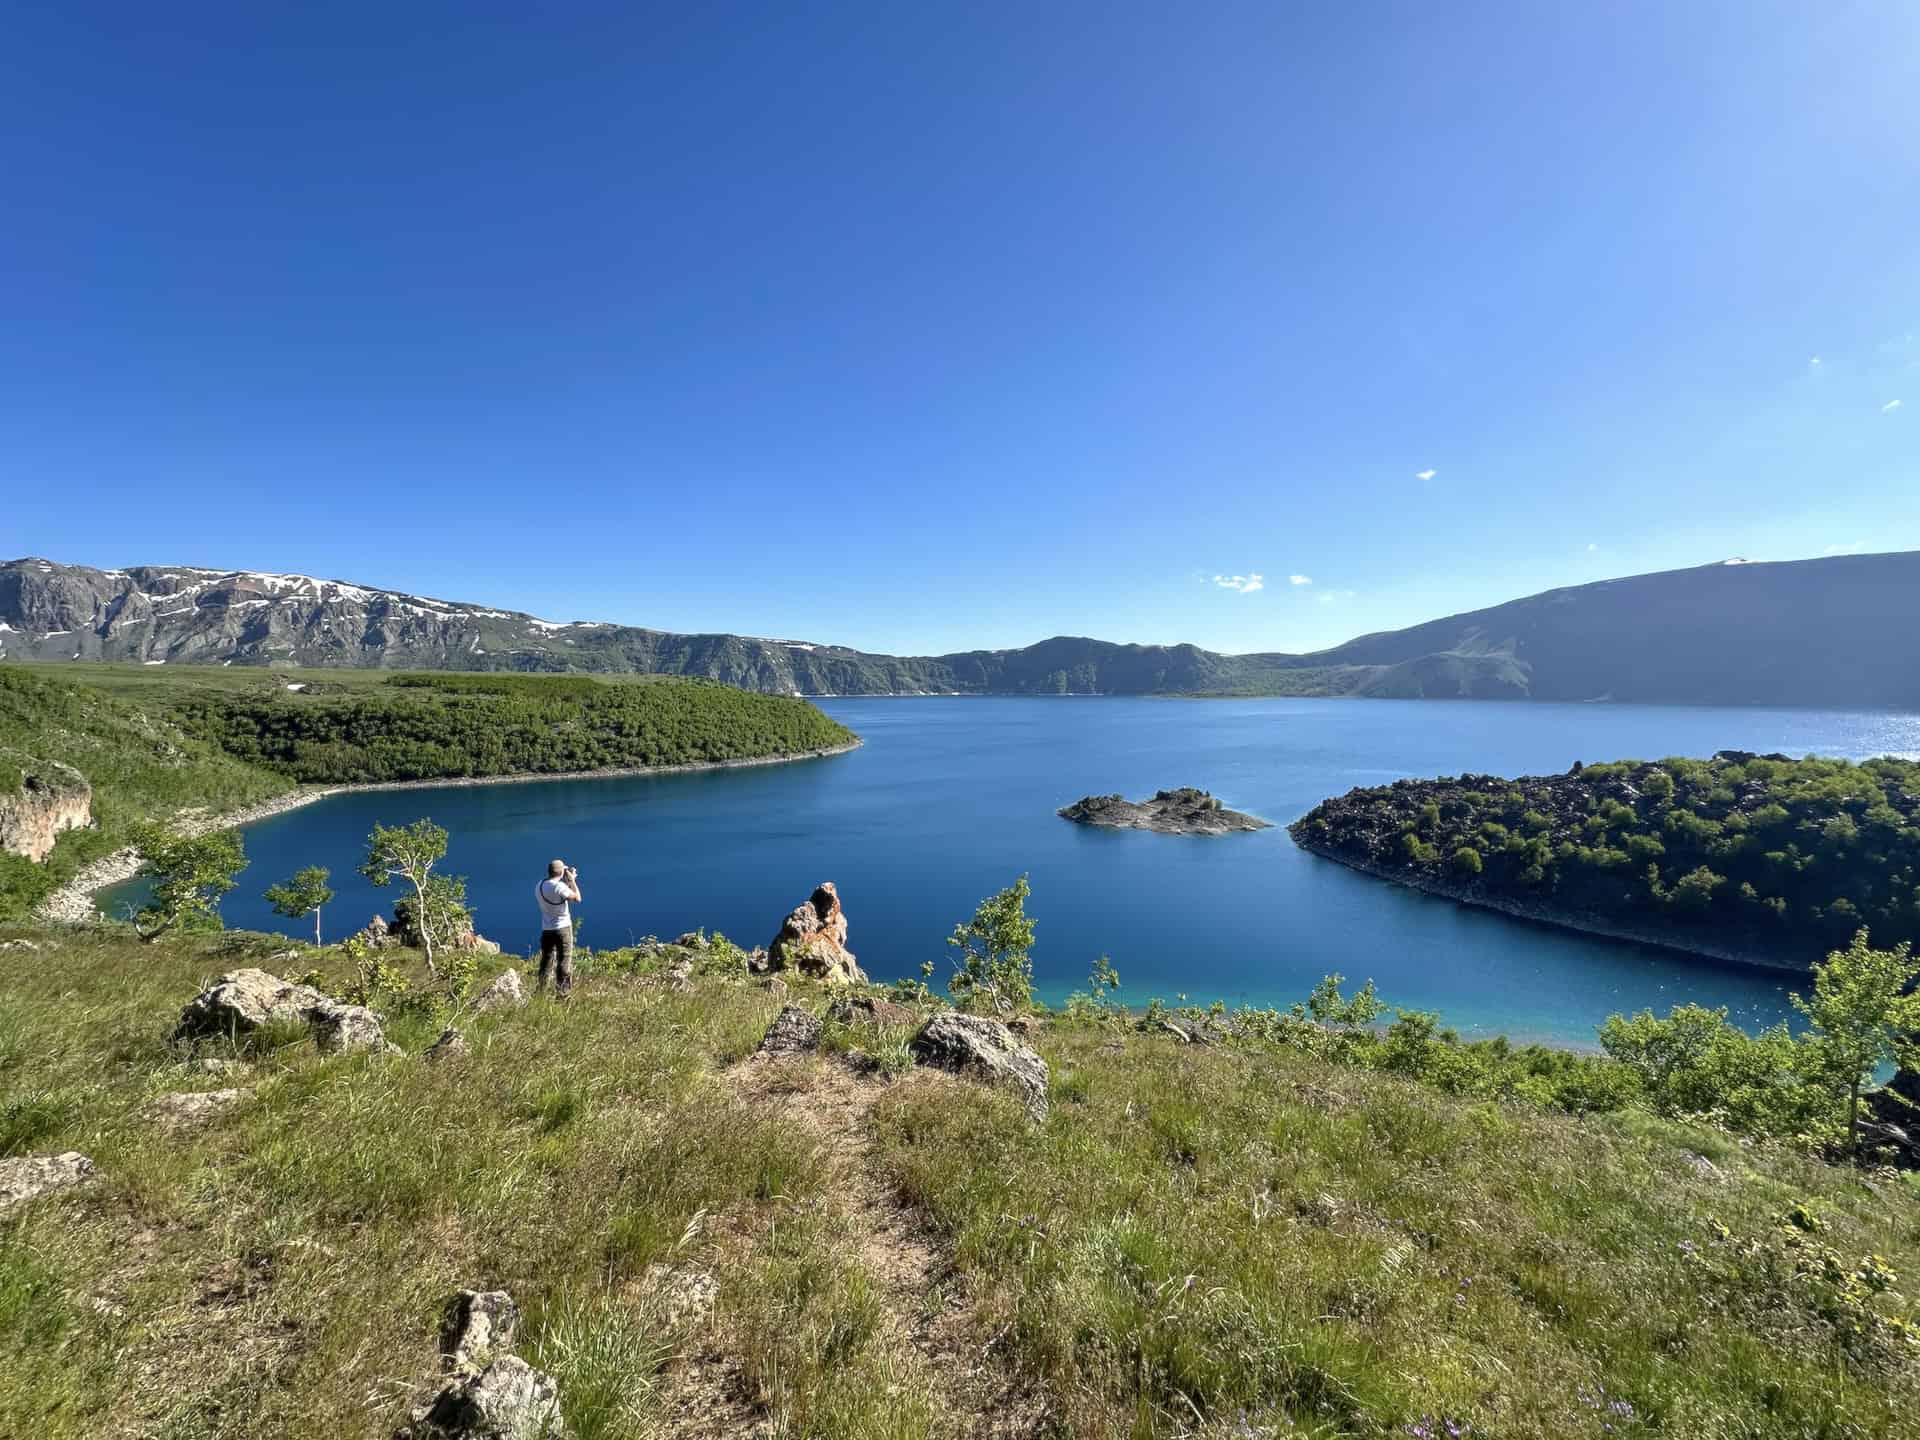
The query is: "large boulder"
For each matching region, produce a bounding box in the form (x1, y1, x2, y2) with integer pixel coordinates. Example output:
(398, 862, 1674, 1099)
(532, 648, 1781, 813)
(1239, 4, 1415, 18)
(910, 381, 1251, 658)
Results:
(758, 1005, 823, 1056)
(0, 1152, 96, 1213)
(766, 882, 866, 985)
(173, 968, 332, 1042)
(910, 1012, 1050, 1122)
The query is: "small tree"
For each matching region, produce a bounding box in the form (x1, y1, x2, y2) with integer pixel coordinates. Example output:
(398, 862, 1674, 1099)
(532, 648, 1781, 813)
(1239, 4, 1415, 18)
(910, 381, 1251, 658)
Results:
(1793, 928, 1920, 1154)
(948, 874, 1036, 1013)
(264, 865, 334, 946)
(131, 823, 247, 942)
(359, 819, 452, 977)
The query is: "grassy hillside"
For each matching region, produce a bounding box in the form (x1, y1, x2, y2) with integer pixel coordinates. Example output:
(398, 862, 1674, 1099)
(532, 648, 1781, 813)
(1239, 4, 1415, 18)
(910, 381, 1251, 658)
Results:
(0, 665, 857, 918)
(0, 669, 291, 918)
(1293, 752, 1920, 969)
(2, 925, 1916, 1438)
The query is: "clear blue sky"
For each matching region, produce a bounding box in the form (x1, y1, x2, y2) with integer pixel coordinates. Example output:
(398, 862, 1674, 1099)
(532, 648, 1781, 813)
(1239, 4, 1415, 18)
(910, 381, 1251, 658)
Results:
(2, 2, 1915, 656)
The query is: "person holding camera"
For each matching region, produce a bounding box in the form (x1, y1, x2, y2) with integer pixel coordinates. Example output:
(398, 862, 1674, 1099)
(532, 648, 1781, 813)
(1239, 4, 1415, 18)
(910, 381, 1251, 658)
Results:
(535, 858, 583, 997)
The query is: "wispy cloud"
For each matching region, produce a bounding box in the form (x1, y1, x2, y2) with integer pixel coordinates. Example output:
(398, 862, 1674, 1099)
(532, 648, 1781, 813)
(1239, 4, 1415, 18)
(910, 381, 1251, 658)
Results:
(1315, 589, 1358, 607)
(1415, 468, 1436, 482)
(1212, 573, 1265, 594)
(1823, 540, 1867, 556)
(1884, 399, 1904, 413)
(1585, 542, 1600, 553)
(1288, 574, 1313, 587)
(1810, 356, 1822, 367)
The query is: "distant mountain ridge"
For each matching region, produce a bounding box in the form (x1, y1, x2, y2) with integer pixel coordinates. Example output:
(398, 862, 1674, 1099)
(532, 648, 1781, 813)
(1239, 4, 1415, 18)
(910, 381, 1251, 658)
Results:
(4, 552, 1918, 707)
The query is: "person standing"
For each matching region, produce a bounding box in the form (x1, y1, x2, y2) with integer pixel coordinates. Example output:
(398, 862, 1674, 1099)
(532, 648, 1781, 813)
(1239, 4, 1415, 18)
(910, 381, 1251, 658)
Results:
(535, 858, 582, 996)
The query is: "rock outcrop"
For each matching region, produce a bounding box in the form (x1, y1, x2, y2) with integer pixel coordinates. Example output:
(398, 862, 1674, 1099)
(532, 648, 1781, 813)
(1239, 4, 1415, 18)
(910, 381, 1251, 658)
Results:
(399, 1288, 563, 1440)
(1059, 787, 1269, 836)
(174, 968, 397, 1056)
(766, 882, 866, 984)
(758, 1005, 824, 1056)
(173, 968, 333, 1041)
(910, 1013, 1050, 1122)
(0, 752, 92, 862)
(0, 1152, 96, 1213)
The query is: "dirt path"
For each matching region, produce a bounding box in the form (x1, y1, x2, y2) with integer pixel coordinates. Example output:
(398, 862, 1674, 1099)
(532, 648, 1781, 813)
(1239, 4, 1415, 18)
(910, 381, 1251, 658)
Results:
(665, 1052, 1046, 1439)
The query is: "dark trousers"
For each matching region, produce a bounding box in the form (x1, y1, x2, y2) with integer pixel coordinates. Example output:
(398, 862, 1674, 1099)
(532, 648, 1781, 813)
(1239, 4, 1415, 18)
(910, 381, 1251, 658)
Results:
(538, 926, 575, 994)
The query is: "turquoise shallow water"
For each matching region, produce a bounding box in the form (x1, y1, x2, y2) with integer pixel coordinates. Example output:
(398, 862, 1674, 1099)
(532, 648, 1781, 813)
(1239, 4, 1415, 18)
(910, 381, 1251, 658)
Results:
(130, 698, 1920, 1047)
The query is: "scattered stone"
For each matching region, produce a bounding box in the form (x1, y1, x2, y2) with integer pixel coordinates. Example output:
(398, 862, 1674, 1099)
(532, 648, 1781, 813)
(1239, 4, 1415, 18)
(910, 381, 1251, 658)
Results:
(827, 995, 918, 1029)
(910, 1012, 1050, 1122)
(190, 1057, 247, 1075)
(173, 968, 332, 1042)
(1146, 1016, 1212, 1046)
(746, 946, 772, 975)
(357, 913, 394, 948)
(441, 1289, 521, 1372)
(145, 1088, 244, 1127)
(309, 1003, 397, 1056)
(402, 1355, 563, 1440)
(1005, 1015, 1037, 1038)
(452, 928, 501, 956)
(673, 930, 710, 950)
(1684, 1152, 1723, 1182)
(471, 970, 525, 1014)
(664, 957, 695, 991)
(0, 938, 43, 953)
(642, 1264, 718, 1331)
(758, 1005, 823, 1056)
(766, 881, 866, 985)
(0, 1152, 96, 1213)
(424, 1028, 469, 1063)
(763, 976, 788, 999)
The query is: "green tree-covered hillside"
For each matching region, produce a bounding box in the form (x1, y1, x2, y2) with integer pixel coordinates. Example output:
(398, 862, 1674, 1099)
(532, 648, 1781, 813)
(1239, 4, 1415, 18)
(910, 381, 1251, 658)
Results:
(1291, 752, 1920, 967)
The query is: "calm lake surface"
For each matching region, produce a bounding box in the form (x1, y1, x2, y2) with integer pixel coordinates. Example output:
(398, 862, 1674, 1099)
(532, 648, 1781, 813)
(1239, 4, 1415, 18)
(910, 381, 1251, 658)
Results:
(159, 699, 1920, 1047)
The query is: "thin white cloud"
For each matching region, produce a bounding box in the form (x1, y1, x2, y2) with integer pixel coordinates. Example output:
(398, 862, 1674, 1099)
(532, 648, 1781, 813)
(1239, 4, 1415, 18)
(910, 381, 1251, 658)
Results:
(1315, 589, 1358, 607)
(1288, 574, 1313, 587)
(1212, 573, 1265, 594)
(1415, 468, 1436, 482)
(1810, 356, 1822, 367)
(1884, 399, 1904, 413)
(1585, 543, 1599, 553)
(1823, 540, 1867, 556)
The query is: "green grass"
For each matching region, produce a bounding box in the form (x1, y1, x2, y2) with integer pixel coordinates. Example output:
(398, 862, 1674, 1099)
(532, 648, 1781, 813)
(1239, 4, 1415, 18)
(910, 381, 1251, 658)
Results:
(2, 923, 1917, 1438)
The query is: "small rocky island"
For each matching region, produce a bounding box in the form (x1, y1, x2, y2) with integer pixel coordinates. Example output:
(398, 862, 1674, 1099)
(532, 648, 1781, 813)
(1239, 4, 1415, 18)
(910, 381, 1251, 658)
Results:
(1059, 787, 1270, 836)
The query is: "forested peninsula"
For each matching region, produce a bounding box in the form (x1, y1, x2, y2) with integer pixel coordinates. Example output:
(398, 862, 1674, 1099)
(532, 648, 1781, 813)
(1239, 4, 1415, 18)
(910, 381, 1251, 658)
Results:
(0, 665, 856, 919)
(1290, 752, 1920, 971)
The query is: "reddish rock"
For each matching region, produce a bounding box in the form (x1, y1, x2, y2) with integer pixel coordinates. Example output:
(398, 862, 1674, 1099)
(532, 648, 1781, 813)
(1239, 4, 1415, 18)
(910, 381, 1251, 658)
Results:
(766, 882, 866, 985)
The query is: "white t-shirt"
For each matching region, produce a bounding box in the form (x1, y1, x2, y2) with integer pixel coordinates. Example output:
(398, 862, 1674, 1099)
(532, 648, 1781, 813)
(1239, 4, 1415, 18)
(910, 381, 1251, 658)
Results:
(536, 877, 575, 931)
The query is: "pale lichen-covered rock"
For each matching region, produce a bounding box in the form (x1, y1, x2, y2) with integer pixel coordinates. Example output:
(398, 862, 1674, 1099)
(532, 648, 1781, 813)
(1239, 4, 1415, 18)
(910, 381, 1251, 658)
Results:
(145, 1088, 244, 1127)
(758, 1005, 823, 1056)
(441, 1289, 521, 1373)
(910, 1012, 1050, 1122)
(0, 752, 92, 863)
(173, 968, 332, 1042)
(424, 1027, 469, 1063)
(642, 1264, 718, 1331)
(309, 1002, 397, 1055)
(471, 970, 524, 1013)
(403, 1355, 563, 1440)
(766, 881, 866, 984)
(0, 1152, 96, 1213)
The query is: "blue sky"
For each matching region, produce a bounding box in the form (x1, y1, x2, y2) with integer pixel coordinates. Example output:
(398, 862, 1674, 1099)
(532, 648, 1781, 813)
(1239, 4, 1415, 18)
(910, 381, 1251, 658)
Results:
(2, 1, 1915, 656)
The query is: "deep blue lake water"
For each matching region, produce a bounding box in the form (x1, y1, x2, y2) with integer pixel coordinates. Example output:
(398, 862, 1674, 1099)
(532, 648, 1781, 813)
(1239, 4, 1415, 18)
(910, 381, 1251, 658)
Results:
(135, 699, 1920, 1047)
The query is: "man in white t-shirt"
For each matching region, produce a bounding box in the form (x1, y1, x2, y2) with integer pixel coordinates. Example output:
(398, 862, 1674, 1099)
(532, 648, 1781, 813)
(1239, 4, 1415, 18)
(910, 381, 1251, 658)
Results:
(535, 858, 582, 996)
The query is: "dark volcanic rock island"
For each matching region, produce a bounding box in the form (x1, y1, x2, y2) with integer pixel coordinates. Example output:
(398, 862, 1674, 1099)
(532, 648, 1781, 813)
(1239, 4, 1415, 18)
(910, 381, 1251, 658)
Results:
(1059, 788, 1270, 836)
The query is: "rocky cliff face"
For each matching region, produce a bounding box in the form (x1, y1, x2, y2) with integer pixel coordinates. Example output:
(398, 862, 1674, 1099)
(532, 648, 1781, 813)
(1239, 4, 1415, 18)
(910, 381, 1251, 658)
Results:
(0, 753, 92, 862)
